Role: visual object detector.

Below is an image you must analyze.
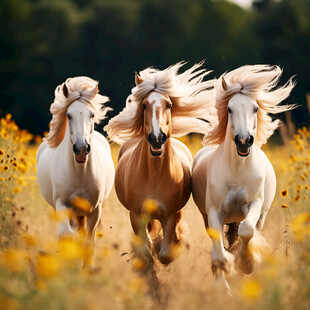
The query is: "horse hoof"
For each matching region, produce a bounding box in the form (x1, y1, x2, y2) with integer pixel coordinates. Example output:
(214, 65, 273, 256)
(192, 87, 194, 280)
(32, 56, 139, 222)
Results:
(158, 252, 173, 265)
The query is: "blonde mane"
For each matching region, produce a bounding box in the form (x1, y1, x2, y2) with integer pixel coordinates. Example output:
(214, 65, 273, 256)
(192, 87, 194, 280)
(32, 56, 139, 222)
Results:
(203, 65, 296, 147)
(105, 62, 217, 144)
(44, 76, 110, 148)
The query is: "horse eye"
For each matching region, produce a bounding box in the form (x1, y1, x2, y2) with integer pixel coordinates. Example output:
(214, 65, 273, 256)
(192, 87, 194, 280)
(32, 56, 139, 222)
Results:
(142, 103, 146, 110)
(90, 113, 95, 118)
(227, 107, 232, 114)
(254, 106, 259, 113)
(67, 113, 71, 120)
(167, 103, 172, 109)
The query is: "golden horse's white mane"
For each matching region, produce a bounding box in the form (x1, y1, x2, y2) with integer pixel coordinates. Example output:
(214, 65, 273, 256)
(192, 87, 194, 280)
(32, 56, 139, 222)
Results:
(203, 65, 296, 147)
(105, 62, 217, 144)
(44, 76, 110, 148)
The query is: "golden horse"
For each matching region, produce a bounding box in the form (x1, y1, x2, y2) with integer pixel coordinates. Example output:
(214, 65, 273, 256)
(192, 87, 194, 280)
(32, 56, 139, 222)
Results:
(105, 63, 216, 267)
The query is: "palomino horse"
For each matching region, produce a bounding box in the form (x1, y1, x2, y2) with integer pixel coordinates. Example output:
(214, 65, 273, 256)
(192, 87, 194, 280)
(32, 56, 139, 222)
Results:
(192, 65, 295, 290)
(105, 63, 216, 267)
(36, 76, 115, 263)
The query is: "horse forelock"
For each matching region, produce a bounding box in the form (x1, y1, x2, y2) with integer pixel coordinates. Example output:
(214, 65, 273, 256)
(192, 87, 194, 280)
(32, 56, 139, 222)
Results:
(203, 65, 296, 147)
(105, 62, 217, 144)
(44, 76, 110, 148)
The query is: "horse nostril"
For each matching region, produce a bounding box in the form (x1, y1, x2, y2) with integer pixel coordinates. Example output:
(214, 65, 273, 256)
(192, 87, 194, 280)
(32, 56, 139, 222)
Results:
(161, 132, 167, 143)
(148, 133, 155, 144)
(234, 135, 240, 146)
(86, 144, 91, 154)
(73, 144, 79, 154)
(247, 135, 254, 147)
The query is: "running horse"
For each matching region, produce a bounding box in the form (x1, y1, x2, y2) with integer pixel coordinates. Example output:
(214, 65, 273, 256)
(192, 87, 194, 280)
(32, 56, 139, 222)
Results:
(105, 63, 216, 267)
(36, 76, 115, 264)
(192, 65, 295, 290)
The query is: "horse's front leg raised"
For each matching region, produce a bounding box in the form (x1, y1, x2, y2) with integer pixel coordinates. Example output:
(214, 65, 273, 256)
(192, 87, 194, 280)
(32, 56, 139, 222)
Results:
(207, 208, 235, 291)
(56, 199, 74, 237)
(236, 198, 263, 274)
(158, 212, 181, 265)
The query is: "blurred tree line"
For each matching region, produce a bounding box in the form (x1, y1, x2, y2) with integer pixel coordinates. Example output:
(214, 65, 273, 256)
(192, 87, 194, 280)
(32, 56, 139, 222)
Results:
(0, 0, 309, 134)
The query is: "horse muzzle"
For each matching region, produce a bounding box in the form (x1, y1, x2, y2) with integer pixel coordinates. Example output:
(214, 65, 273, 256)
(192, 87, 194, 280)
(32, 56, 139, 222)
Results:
(234, 134, 253, 157)
(73, 143, 91, 163)
(148, 130, 167, 156)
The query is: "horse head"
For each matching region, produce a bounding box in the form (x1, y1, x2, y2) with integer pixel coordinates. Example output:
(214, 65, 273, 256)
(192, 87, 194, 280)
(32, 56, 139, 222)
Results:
(136, 73, 172, 156)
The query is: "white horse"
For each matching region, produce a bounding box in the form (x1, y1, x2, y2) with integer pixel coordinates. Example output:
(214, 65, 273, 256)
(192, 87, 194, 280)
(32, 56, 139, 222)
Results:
(192, 65, 295, 289)
(36, 76, 115, 261)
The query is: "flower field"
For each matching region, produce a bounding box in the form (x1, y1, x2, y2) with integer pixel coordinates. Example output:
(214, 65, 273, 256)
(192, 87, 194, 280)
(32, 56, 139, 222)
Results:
(0, 114, 309, 310)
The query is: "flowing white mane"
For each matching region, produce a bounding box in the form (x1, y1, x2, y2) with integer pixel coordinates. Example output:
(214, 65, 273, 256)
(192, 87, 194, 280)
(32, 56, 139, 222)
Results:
(203, 65, 296, 147)
(105, 62, 217, 144)
(44, 76, 110, 147)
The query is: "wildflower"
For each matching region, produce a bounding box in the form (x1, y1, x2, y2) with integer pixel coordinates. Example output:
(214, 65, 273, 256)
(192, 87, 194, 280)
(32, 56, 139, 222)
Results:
(0, 149, 3, 157)
(2, 249, 28, 273)
(143, 199, 158, 214)
(281, 204, 288, 209)
(96, 231, 104, 238)
(131, 235, 143, 248)
(70, 196, 92, 212)
(128, 277, 144, 292)
(3, 165, 9, 171)
(36, 253, 60, 277)
(280, 189, 288, 197)
(131, 257, 145, 270)
(13, 187, 21, 194)
(58, 238, 82, 261)
(241, 279, 262, 300)
(206, 227, 220, 240)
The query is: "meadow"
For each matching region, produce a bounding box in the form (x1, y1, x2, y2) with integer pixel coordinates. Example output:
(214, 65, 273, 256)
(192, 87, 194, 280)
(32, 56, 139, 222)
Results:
(0, 114, 309, 310)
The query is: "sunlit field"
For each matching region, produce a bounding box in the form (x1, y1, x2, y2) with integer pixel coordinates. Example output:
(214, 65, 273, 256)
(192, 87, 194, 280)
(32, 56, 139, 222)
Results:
(0, 114, 309, 310)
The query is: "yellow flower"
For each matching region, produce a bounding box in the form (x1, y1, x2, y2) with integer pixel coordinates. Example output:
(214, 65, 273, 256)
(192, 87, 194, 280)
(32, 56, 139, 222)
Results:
(305, 185, 309, 190)
(241, 279, 262, 300)
(3, 165, 9, 171)
(280, 189, 288, 197)
(36, 253, 60, 277)
(131, 257, 145, 270)
(96, 231, 104, 238)
(13, 187, 21, 194)
(58, 238, 82, 261)
(206, 227, 220, 240)
(131, 235, 143, 248)
(70, 196, 92, 212)
(143, 199, 158, 214)
(2, 249, 28, 273)
(281, 204, 288, 209)
(0, 149, 3, 157)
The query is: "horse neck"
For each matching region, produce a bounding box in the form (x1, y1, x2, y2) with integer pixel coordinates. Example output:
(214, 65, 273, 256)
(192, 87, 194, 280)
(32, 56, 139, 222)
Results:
(139, 136, 173, 175)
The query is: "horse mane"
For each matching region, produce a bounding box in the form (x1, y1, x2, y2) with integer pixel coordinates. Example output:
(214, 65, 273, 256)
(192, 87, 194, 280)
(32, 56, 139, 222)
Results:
(104, 62, 217, 144)
(203, 65, 296, 147)
(44, 76, 111, 148)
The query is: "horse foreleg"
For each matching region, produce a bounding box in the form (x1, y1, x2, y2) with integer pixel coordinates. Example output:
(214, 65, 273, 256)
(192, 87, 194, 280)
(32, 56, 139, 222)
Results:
(55, 200, 74, 238)
(237, 199, 264, 274)
(158, 212, 180, 265)
(208, 208, 235, 276)
(130, 211, 154, 268)
(82, 206, 101, 268)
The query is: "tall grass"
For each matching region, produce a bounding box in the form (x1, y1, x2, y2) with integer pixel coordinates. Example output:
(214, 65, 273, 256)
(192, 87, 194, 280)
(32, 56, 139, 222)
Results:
(0, 115, 309, 310)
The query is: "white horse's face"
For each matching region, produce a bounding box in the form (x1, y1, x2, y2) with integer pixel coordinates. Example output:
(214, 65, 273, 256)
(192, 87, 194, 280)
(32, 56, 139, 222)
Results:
(67, 101, 95, 163)
(227, 93, 258, 157)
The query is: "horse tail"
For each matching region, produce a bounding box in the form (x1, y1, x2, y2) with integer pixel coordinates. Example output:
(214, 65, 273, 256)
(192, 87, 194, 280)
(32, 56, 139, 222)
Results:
(225, 222, 240, 253)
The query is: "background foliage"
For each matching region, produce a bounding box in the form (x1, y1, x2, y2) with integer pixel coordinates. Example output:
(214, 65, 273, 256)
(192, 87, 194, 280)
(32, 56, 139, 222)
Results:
(1, 0, 310, 134)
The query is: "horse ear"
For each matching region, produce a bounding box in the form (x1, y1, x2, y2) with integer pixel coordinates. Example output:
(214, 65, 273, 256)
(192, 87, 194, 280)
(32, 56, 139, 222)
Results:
(135, 72, 143, 85)
(63, 83, 69, 98)
(90, 83, 99, 99)
(222, 77, 228, 91)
